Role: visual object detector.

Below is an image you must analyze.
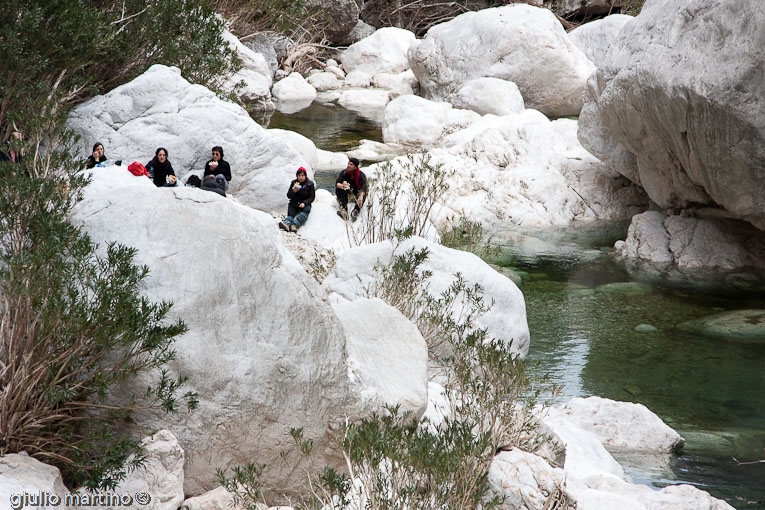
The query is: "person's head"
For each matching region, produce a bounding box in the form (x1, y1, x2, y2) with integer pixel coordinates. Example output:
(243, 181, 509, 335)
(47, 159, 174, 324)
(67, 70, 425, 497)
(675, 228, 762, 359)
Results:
(11, 131, 22, 141)
(186, 175, 202, 187)
(155, 147, 168, 163)
(347, 158, 360, 172)
(211, 146, 223, 161)
(296, 167, 307, 183)
(92, 142, 104, 157)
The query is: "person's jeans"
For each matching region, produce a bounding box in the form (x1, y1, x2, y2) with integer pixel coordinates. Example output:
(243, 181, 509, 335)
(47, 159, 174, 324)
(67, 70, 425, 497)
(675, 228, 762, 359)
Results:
(285, 204, 311, 226)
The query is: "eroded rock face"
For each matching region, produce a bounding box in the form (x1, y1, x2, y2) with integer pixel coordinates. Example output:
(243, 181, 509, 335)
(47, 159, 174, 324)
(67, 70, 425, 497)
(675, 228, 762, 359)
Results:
(221, 28, 273, 106)
(66, 65, 308, 214)
(408, 4, 595, 117)
(614, 210, 765, 270)
(0, 454, 71, 509)
(578, 0, 765, 230)
(71, 167, 354, 496)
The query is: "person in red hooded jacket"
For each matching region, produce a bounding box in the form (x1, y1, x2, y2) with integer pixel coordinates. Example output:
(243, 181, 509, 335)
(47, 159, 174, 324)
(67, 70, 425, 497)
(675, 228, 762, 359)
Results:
(279, 167, 315, 233)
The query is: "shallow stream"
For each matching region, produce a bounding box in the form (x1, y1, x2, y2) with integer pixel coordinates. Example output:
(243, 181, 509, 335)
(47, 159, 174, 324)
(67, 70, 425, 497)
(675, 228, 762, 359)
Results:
(259, 102, 765, 509)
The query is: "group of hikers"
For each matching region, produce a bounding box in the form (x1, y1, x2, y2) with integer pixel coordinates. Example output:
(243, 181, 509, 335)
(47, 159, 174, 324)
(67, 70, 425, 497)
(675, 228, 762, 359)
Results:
(84, 141, 368, 233)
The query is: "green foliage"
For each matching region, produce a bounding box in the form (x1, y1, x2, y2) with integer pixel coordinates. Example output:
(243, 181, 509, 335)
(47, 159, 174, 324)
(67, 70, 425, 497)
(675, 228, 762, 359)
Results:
(216, 462, 266, 510)
(621, 0, 646, 15)
(441, 217, 500, 261)
(215, 0, 307, 35)
(0, 0, 239, 138)
(0, 134, 197, 489)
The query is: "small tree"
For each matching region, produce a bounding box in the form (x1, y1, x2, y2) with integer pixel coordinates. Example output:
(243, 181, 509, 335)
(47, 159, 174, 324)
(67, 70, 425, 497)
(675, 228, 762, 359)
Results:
(0, 133, 197, 489)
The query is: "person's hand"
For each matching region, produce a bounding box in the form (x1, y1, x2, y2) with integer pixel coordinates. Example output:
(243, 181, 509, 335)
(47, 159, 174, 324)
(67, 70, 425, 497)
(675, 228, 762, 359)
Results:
(356, 198, 363, 207)
(299, 202, 305, 208)
(210, 161, 218, 169)
(92, 150, 99, 160)
(293, 183, 300, 191)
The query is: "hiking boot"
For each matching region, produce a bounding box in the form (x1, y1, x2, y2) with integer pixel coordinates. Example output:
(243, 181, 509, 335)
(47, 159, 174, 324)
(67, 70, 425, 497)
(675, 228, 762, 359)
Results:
(337, 210, 348, 220)
(351, 208, 360, 222)
(278, 221, 289, 231)
(290, 224, 298, 233)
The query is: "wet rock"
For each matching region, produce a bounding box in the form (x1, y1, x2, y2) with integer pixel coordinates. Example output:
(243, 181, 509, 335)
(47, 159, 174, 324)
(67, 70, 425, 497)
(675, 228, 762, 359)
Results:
(595, 281, 653, 295)
(408, 4, 595, 117)
(678, 309, 765, 342)
(634, 324, 657, 333)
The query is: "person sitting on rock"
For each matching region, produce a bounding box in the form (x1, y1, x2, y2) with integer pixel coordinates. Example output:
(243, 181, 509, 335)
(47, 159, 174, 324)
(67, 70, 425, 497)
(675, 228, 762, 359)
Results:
(85, 142, 107, 168)
(0, 130, 23, 163)
(335, 157, 367, 222)
(203, 146, 231, 191)
(146, 147, 177, 187)
(200, 174, 226, 197)
(279, 167, 315, 233)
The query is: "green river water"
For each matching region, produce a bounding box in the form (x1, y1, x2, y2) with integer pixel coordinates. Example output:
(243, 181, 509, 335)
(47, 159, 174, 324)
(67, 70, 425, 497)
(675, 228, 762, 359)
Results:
(259, 103, 765, 509)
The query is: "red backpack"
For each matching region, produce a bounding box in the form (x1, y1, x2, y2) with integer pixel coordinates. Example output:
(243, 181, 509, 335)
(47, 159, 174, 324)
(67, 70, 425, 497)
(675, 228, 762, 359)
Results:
(127, 162, 148, 177)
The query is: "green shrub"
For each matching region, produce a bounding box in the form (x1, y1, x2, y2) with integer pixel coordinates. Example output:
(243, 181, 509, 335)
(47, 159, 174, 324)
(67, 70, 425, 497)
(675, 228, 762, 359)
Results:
(0, 133, 197, 489)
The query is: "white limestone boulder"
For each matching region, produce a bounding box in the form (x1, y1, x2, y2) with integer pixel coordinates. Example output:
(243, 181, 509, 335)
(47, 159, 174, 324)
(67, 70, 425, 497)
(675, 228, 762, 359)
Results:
(568, 14, 633, 69)
(578, 0, 765, 230)
(323, 236, 530, 357)
(344, 71, 372, 88)
(346, 139, 406, 163)
(377, 110, 646, 231)
(66, 65, 308, 214)
(371, 70, 418, 98)
(451, 77, 525, 116)
(316, 149, 348, 172)
(325, 65, 346, 79)
(546, 396, 684, 454)
(338, 89, 391, 112)
(268, 128, 319, 170)
(614, 211, 765, 270)
(340, 27, 417, 76)
(382, 94, 480, 147)
(221, 28, 273, 105)
(97, 430, 184, 510)
(487, 449, 565, 510)
(182, 487, 244, 510)
(0, 454, 72, 510)
(71, 167, 355, 496)
(408, 4, 595, 117)
(306, 71, 343, 91)
(272, 72, 318, 102)
(336, 298, 429, 418)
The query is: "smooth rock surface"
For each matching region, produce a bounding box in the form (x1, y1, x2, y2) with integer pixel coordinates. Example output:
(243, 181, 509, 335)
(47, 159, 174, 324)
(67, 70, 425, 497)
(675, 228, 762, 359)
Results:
(72, 167, 354, 496)
(568, 14, 633, 69)
(338, 89, 391, 111)
(371, 70, 418, 98)
(614, 211, 765, 270)
(272, 72, 318, 102)
(546, 396, 684, 454)
(408, 4, 595, 116)
(336, 298, 429, 417)
(0, 454, 71, 510)
(268, 128, 319, 170)
(66, 65, 309, 213)
(578, 0, 765, 230)
(341, 27, 417, 76)
(344, 71, 372, 88)
(452, 77, 525, 116)
(382, 94, 480, 147)
(323, 236, 530, 357)
(306, 71, 343, 91)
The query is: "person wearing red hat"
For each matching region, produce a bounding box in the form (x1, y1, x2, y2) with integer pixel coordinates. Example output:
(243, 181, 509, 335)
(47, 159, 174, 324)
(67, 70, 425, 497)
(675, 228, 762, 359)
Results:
(279, 167, 315, 233)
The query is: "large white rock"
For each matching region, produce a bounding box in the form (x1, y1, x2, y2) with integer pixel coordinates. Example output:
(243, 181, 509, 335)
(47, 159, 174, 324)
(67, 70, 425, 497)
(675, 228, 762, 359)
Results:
(323, 236, 530, 357)
(98, 430, 184, 510)
(306, 71, 343, 91)
(340, 27, 417, 76)
(408, 5, 595, 117)
(0, 454, 72, 510)
(66, 65, 309, 214)
(271, 72, 318, 102)
(568, 15, 633, 69)
(487, 449, 565, 510)
(371, 70, 418, 98)
(335, 298, 429, 417)
(182, 487, 244, 510)
(382, 95, 480, 147)
(578, 0, 765, 230)
(71, 167, 355, 496)
(614, 210, 765, 270)
(546, 396, 684, 454)
(221, 28, 273, 105)
(338, 89, 391, 112)
(346, 139, 406, 163)
(268, 128, 319, 170)
(344, 71, 372, 88)
(377, 110, 647, 231)
(451, 77, 525, 117)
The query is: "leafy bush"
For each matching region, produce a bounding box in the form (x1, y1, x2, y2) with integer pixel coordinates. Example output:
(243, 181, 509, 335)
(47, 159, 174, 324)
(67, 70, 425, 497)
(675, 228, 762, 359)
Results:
(0, 133, 197, 489)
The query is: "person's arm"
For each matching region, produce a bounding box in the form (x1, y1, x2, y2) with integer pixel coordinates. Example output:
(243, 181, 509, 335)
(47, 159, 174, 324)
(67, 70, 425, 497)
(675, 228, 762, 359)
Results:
(167, 162, 175, 176)
(85, 156, 96, 169)
(203, 161, 211, 176)
(221, 160, 232, 181)
(287, 180, 297, 199)
(335, 171, 347, 190)
(303, 182, 316, 206)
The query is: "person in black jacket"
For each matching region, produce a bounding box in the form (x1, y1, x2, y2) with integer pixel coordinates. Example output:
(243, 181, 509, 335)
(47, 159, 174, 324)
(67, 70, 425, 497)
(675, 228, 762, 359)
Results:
(200, 175, 226, 197)
(146, 147, 177, 187)
(279, 167, 315, 233)
(203, 146, 231, 191)
(85, 142, 107, 168)
(335, 157, 367, 222)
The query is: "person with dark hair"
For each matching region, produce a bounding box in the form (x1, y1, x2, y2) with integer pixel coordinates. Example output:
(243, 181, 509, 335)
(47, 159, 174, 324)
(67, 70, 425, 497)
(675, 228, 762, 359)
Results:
(185, 174, 202, 187)
(85, 142, 107, 169)
(335, 157, 367, 222)
(146, 147, 177, 187)
(203, 146, 231, 191)
(279, 167, 315, 233)
(200, 175, 226, 197)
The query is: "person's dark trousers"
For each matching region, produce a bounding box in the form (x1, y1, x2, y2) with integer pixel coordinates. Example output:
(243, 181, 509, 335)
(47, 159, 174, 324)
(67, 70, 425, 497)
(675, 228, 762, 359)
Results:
(336, 188, 365, 213)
